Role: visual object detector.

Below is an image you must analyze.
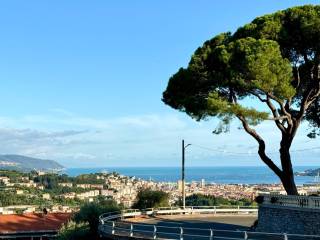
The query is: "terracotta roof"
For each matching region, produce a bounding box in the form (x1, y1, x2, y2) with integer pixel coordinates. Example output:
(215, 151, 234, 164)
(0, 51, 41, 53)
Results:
(0, 213, 72, 233)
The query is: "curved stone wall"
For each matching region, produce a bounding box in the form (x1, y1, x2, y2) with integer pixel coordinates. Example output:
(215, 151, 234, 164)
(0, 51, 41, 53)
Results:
(257, 204, 320, 235)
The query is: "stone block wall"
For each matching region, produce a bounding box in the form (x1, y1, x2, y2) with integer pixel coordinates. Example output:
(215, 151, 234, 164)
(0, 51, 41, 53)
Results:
(257, 204, 320, 235)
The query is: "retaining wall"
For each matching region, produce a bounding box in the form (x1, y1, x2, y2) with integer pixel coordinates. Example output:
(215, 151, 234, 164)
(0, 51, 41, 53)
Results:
(257, 204, 320, 235)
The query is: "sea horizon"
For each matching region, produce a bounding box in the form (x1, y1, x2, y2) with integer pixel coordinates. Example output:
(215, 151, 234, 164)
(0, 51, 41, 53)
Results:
(64, 166, 319, 185)
(63, 165, 320, 169)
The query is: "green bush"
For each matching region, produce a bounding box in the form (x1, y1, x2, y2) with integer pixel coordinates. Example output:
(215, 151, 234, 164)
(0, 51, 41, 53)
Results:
(57, 221, 91, 240)
(182, 194, 254, 207)
(74, 199, 120, 236)
(133, 189, 169, 209)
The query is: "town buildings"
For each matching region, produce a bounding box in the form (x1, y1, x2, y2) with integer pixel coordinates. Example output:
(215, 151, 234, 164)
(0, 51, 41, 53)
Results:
(0, 170, 319, 215)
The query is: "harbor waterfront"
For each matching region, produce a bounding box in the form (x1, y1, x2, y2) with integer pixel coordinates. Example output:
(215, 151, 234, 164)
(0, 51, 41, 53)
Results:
(2, 1, 320, 239)
(65, 166, 318, 185)
(1, 167, 320, 238)
(1, 167, 319, 214)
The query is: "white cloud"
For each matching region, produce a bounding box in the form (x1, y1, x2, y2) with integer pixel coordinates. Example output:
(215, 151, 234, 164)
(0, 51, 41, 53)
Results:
(0, 110, 317, 167)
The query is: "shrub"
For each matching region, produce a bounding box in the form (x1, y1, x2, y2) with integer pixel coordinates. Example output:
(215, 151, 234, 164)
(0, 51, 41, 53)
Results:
(255, 196, 264, 204)
(74, 199, 120, 236)
(133, 189, 169, 209)
(57, 221, 90, 240)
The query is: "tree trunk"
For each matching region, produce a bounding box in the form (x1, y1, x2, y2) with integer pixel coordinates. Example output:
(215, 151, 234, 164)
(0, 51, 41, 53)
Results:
(238, 115, 299, 195)
(279, 135, 298, 195)
(280, 172, 298, 195)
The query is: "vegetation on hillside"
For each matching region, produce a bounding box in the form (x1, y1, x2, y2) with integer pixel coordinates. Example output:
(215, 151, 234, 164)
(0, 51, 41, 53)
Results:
(0, 154, 63, 172)
(182, 194, 254, 207)
(132, 189, 169, 209)
(0, 170, 110, 207)
(58, 199, 121, 240)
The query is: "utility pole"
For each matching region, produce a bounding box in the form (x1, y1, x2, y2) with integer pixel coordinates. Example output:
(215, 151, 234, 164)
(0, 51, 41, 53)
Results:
(182, 140, 191, 209)
(182, 140, 185, 209)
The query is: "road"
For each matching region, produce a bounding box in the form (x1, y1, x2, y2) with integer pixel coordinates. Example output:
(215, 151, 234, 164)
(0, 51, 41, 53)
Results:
(101, 214, 319, 240)
(123, 214, 258, 239)
(126, 214, 257, 230)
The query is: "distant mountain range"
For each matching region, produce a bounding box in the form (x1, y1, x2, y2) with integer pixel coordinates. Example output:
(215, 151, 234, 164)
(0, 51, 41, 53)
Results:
(0, 154, 64, 172)
(295, 168, 320, 177)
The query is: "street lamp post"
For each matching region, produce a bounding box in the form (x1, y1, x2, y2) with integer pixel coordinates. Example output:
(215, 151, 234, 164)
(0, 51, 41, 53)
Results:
(182, 139, 191, 209)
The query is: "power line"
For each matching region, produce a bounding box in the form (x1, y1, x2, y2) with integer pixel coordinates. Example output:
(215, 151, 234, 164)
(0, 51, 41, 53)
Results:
(191, 144, 252, 155)
(290, 146, 320, 152)
(190, 143, 320, 156)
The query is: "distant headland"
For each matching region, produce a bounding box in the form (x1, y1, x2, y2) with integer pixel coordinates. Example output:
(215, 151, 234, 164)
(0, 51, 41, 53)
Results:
(295, 168, 320, 177)
(0, 154, 64, 172)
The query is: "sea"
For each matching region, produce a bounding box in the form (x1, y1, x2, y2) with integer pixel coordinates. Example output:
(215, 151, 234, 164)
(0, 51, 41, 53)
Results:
(64, 166, 319, 185)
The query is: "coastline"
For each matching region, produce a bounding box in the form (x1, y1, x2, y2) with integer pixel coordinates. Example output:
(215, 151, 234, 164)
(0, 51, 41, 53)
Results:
(63, 166, 319, 185)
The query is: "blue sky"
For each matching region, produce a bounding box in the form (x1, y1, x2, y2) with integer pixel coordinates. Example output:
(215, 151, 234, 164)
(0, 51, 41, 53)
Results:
(0, 0, 319, 167)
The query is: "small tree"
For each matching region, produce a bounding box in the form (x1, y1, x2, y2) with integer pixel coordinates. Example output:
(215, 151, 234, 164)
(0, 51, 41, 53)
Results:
(74, 199, 120, 236)
(57, 221, 89, 240)
(163, 5, 320, 195)
(133, 189, 169, 209)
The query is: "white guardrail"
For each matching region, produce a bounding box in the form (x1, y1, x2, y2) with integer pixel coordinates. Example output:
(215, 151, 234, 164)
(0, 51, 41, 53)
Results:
(98, 206, 320, 240)
(99, 206, 258, 222)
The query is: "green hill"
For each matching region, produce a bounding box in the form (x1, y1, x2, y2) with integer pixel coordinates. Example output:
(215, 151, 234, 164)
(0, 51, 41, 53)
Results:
(0, 154, 64, 172)
(295, 168, 320, 177)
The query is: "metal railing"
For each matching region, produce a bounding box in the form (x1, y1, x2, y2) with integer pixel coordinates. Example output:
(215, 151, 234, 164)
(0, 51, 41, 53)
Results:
(99, 206, 320, 239)
(99, 206, 258, 223)
(100, 220, 320, 240)
(261, 194, 320, 209)
(0, 230, 57, 239)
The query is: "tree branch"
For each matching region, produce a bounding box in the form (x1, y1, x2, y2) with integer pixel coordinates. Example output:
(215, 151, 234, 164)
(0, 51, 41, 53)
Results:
(297, 79, 320, 121)
(250, 91, 287, 133)
(266, 93, 292, 118)
(296, 52, 320, 120)
(250, 91, 267, 102)
(295, 65, 301, 89)
(266, 96, 287, 133)
(237, 115, 283, 178)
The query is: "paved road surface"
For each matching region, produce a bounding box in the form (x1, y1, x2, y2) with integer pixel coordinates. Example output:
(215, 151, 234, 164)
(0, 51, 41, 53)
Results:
(123, 214, 257, 239)
(126, 214, 256, 230)
(101, 214, 319, 240)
